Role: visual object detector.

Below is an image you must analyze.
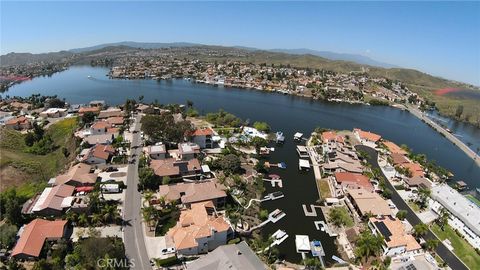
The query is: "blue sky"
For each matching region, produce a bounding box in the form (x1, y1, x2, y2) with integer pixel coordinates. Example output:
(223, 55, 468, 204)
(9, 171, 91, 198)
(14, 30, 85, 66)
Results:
(1, 1, 479, 85)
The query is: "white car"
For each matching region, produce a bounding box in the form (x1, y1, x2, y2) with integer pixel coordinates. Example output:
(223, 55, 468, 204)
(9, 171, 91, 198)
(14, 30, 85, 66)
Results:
(161, 247, 176, 255)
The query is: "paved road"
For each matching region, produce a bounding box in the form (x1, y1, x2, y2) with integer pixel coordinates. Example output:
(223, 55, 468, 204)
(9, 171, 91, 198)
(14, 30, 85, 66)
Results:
(405, 104, 479, 166)
(356, 145, 469, 270)
(123, 114, 151, 270)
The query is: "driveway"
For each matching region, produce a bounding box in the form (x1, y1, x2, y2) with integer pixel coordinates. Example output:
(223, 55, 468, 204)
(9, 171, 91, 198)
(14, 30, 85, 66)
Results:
(355, 145, 468, 270)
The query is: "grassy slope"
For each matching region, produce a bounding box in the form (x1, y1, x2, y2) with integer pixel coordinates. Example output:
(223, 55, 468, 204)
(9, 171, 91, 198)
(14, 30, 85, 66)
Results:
(0, 117, 79, 195)
(431, 223, 480, 269)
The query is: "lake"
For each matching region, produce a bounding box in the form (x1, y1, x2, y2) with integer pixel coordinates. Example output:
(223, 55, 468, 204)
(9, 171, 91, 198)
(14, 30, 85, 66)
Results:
(4, 66, 480, 263)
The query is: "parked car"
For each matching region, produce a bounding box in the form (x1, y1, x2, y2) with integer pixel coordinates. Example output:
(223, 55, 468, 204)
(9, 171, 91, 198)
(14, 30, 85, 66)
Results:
(104, 166, 118, 172)
(161, 247, 176, 255)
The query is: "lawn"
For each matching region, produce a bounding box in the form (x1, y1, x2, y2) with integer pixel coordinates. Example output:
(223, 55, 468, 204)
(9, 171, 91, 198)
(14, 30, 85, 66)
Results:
(431, 223, 480, 269)
(407, 201, 421, 213)
(465, 194, 480, 208)
(317, 179, 332, 199)
(0, 117, 79, 193)
(155, 209, 180, 236)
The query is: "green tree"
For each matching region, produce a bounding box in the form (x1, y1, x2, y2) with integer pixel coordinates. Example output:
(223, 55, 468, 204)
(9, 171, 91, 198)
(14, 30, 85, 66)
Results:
(0, 189, 23, 226)
(417, 187, 431, 209)
(259, 209, 269, 221)
(253, 121, 270, 133)
(81, 111, 96, 125)
(0, 223, 18, 249)
(425, 239, 440, 252)
(328, 207, 353, 228)
(354, 230, 385, 265)
(138, 167, 160, 190)
(436, 208, 450, 230)
(413, 223, 428, 238)
(217, 154, 241, 175)
(250, 136, 268, 153)
(141, 114, 193, 143)
(162, 176, 171, 185)
(396, 210, 407, 221)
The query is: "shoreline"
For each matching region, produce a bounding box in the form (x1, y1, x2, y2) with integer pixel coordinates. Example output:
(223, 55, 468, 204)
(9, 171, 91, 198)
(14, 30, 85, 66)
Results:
(404, 104, 480, 167)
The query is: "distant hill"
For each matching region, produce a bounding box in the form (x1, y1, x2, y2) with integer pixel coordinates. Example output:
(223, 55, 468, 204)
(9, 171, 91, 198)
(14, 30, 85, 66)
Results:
(0, 51, 74, 66)
(69, 41, 201, 53)
(270, 48, 398, 68)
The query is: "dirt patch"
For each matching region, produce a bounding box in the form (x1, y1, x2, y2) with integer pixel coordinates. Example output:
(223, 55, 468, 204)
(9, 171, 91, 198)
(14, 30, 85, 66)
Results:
(0, 166, 31, 191)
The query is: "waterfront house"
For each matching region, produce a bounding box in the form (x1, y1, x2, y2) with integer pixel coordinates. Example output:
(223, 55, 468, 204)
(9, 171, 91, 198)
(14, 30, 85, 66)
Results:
(391, 153, 410, 165)
(53, 163, 98, 186)
(353, 128, 381, 147)
(368, 216, 421, 256)
(11, 219, 68, 260)
(403, 176, 432, 190)
(5, 116, 31, 130)
(90, 121, 116, 135)
(167, 201, 232, 255)
(334, 172, 374, 192)
(150, 158, 202, 179)
(22, 184, 75, 216)
(321, 131, 345, 144)
(401, 162, 424, 177)
(185, 241, 267, 270)
(157, 181, 227, 207)
(383, 141, 408, 155)
(188, 127, 215, 149)
(347, 188, 392, 217)
(105, 116, 124, 126)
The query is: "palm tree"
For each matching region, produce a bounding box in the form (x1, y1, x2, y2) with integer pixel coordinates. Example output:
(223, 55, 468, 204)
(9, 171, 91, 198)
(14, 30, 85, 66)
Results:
(417, 187, 431, 209)
(425, 239, 439, 252)
(436, 208, 450, 230)
(143, 191, 154, 207)
(91, 213, 102, 226)
(102, 204, 119, 224)
(78, 213, 89, 227)
(65, 211, 78, 224)
(142, 206, 155, 231)
(354, 230, 385, 266)
(413, 223, 428, 238)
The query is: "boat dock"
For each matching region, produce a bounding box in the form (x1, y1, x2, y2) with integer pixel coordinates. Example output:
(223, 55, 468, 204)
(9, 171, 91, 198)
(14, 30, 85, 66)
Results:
(263, 178, 283, 188)
(262, 191, 285, 201)
(302, 204, 318, 217)
(296, 145, 309, 158)
(299, 159, 311, 170)
(294, 132, 304, 141)
(276, 131, 285, 143)
(295, 235, 311, 260)
(314, 221, 338, 237)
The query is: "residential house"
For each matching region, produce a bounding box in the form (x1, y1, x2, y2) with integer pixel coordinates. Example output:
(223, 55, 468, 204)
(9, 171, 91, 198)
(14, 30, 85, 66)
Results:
(90, 121, 115, 135)
(105, 116, 124, 126)
(383, 141, 408, 155)
(98, 108, 123, 119)
(347, 188, 392, 217)
(39, 108, 67, 118)
(334, 172, 374, 192)
(11, 219, 68, 260)
(189, 128, 215, 149)
(403, 176, 432, 190)
(401, 162, 424, 177)
(146, 144, 167, 160)
(80, 144, 115, 164)
(157, 181, 227, 207)
(353, 128, 381, 147)
(185, 241, 267, 270)
(167, 201, 232, 255)
(368, 216, 421, 256)
(53, 163, 98, 186)
(5, 116, 31, 130)
(23, 184, 75, 216)
(150, 158, 202, 179)
(78, 106, 101, 116)
(391, 153, 410, 166)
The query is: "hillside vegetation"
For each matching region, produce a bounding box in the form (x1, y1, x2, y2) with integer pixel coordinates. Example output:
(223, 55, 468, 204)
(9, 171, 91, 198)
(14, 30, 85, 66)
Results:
(0, 117, 79, 195)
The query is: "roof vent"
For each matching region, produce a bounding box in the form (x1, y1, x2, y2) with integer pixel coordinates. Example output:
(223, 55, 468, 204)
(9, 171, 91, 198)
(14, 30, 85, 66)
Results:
(237, 251, 242, 255)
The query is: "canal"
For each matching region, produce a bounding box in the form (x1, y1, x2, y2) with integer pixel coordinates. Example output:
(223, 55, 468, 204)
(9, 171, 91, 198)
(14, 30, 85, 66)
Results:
(4, 65, 480, 264)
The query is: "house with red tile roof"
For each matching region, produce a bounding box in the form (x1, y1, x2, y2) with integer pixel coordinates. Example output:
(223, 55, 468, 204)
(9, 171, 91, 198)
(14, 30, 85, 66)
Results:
(321, 131, 345, 144)
(81, 144, 115, 164)
(23, 184, 75, 216)
(383, 141, 408, 155)
(188, 127, 215, 149)
(5, 116, 31, 130)
(54, 163, 98, 186)
(353, 128, 381, 147)
(167, 201, 232, 255)
(401, 162, 424, 177)
(334, 172, 374, 192)
(105, 116, 124, 126)
(150, 158, 202, 179)
(368, 216, 421, 256)
(11, 219, 68, 260)
(391, 153, 410, 165)
(78, 106, 101, 116)
(158, 181, 227, 207)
